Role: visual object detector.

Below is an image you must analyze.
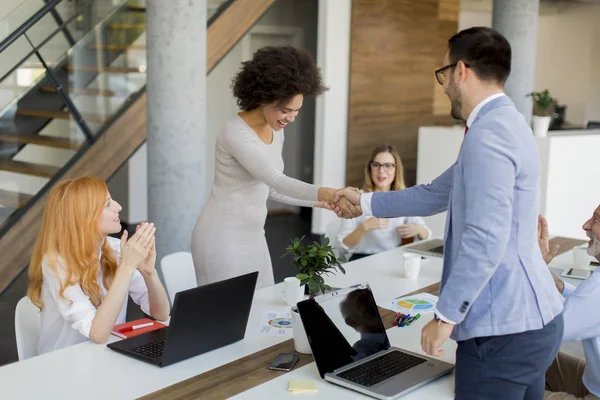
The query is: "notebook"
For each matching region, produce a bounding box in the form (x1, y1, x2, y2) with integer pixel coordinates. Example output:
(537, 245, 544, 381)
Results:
(111, 318, 166, 339)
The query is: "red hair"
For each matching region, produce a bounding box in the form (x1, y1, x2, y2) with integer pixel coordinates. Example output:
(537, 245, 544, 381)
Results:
(28, 177, 119, 310)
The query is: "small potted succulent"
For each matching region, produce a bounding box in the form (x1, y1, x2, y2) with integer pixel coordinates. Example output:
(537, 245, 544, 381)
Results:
(528, 90, 555, 137)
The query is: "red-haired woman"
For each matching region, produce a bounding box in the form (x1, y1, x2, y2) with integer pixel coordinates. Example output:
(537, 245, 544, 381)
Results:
(27, 177, 170, 355)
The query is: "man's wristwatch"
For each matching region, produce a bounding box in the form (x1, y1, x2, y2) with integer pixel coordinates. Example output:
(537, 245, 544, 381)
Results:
(434, 313, 447, 326)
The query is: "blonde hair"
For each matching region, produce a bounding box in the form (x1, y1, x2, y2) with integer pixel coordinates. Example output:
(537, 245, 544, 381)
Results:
(362, 144, 406, 193)
(28, 177, 119, 310)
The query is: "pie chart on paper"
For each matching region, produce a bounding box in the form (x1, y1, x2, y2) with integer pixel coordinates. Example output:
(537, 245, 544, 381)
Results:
(388, 293, 438, 314)
(396, 299, 435, 311)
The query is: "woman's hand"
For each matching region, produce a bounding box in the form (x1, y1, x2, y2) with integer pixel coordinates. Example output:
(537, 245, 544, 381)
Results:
(135, 223, 157, 277)
(362, 218, 389, 231)
(396, 224, 427, 239)
(119, 222, 156, 272)
(314, 201, 341, 214)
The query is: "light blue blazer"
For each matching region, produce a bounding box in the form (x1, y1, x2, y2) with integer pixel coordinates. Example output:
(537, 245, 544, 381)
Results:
(370, 96, 563, 341)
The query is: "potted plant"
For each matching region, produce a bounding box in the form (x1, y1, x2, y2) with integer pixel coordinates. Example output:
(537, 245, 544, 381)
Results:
(528, 90, 555, 138)
(283, 236, 346, 355)
(283, 236, 346, 296)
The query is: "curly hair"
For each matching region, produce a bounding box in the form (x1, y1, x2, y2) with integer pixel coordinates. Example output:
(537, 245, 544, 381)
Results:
(232, 46, 328, 111)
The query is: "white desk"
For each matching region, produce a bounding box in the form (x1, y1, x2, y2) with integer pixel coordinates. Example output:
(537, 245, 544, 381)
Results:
(0, 247, 443, 399)
(233, 247, 586, 400)
(1, 245, 581, 400)
(232, 313, 456, 400)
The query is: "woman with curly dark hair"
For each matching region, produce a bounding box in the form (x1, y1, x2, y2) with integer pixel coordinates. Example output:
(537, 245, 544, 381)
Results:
(191, 46, 346, 290)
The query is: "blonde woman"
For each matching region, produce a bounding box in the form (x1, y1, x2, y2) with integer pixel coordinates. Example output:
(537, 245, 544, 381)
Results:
(338, 145, 432, 261)
(27, 177, 170, 355)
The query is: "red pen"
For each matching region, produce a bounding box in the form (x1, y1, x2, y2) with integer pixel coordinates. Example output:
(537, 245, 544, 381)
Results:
(118, 322, 153, 333)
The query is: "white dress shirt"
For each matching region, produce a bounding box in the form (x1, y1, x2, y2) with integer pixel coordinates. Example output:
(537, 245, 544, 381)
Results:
(337, 214, 431, 257)
(359, 93, 506, 325)
(37, 237, 151, 355)
(560, 273, 600, 396)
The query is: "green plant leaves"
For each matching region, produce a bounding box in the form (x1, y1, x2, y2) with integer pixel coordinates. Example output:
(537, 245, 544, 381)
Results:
(283, 236, 347, 296)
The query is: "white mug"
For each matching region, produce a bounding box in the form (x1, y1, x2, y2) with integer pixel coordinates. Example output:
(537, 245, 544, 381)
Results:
(403, 253, 422, 280)
(291, 307, 312, 354)
(282, 277, 305, 307)
(573, 245, 591, 269)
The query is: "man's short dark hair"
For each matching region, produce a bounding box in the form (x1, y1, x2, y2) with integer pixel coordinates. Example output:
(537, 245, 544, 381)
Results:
(448, 27, 511, 85)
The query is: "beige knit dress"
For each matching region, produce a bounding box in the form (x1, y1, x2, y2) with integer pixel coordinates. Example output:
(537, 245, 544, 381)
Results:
(191, 115, 319, 290)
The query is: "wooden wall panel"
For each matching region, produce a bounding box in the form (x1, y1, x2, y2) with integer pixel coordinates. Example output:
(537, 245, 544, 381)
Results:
(346, 0, 458, 187)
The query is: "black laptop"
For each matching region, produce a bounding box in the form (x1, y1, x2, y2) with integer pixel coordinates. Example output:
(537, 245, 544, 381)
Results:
(108, 271, 258, 367)
(297, 283, 454, 399)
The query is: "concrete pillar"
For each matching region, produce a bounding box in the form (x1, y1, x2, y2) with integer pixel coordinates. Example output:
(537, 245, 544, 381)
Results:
(492, 0, 539, 125)
(146, 0, 207, 261)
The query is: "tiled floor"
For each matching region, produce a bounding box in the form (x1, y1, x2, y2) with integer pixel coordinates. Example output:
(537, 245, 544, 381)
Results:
(0, 213, 316, 367)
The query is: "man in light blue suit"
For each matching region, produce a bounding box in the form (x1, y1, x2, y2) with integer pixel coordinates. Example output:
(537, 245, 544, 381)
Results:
(336, 27, 564, 399)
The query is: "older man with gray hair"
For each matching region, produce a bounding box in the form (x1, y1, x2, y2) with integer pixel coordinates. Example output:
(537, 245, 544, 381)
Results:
(539, 204, 600, 400)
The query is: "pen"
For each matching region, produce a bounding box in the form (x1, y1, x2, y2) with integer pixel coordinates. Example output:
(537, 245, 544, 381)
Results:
(118, 322, 153, 333)
(406, 313, 421, 326)
(393, 313, 402, 326)
(400, 314, 411, 327)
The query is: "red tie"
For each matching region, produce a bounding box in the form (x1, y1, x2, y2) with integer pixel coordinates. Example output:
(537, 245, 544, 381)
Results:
(464, 126, 469, 136)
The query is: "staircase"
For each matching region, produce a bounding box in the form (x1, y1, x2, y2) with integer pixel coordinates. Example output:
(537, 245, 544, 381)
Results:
(0, 0, 276, 294)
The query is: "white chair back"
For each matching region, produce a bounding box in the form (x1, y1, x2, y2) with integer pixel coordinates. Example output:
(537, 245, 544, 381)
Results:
(160, 252, 197, 305)
(324, 218, 344, 258)
(15, 297, 41, 361)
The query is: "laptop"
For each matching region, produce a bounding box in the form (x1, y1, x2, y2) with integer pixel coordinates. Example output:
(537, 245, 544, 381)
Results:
(402, 238, 444, 258)
(108, 271, 258, 367)
(297, 283, 454, 399)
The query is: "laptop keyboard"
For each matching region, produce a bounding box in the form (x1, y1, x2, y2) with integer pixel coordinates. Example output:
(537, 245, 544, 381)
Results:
(132, 340, 166, 359)
(337, 351, 426, 387)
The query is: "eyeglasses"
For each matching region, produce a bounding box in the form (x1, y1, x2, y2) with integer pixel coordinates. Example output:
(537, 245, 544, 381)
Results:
(434, 62, 469, 85)
(370, 161, 396, 171)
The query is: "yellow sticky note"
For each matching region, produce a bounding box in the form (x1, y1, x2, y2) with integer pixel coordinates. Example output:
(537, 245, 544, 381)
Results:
(288, 380, 318, 393)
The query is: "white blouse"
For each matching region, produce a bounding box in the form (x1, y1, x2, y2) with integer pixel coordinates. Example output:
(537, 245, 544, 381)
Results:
(337, 214, 432, 257)
(37, 237, 151, 355)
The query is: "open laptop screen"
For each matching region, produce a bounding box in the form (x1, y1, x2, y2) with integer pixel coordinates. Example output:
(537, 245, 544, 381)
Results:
(297, 284, 390, 378)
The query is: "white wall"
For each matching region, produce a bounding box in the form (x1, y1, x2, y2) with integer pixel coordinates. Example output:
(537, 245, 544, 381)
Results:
(459, 3, 600, 125)
(311, 0, 351, 234)
(416, 127, 465, 238)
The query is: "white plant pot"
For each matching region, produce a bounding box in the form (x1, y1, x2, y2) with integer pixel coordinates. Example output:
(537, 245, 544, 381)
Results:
(291, 307, 312, 354)
(532, 116, 551, 138)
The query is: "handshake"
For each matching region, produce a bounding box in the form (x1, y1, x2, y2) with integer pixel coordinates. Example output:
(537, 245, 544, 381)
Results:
(317, 187, 364, 219)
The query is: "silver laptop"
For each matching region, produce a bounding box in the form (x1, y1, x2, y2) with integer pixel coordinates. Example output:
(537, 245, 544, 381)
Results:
(402, 238, 444, 258)
(296, 283, 454, 399)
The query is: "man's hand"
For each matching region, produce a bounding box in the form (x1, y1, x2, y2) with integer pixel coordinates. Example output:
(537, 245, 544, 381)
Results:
(551, 272, 565, 294)
(538, 215, 560, 265)
(334, 187, 362, 219)
(421, 319, 454, 357)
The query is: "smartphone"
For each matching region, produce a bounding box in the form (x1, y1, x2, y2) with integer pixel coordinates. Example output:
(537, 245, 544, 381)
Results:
(561, 268, 592, 280)
(268, 353, 300, 371)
